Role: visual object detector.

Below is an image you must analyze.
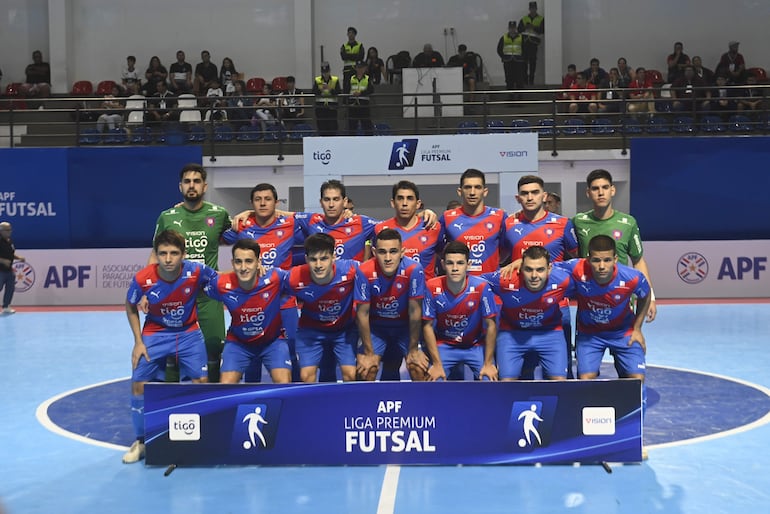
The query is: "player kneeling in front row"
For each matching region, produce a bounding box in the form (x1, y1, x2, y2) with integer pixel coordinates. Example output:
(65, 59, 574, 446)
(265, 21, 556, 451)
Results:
(354, 228, 428, 381)
(483, 245, 574, 380)
(123, 230, 217, 463)
(203, 239, 292, 385)
(421, 241, 499, 381)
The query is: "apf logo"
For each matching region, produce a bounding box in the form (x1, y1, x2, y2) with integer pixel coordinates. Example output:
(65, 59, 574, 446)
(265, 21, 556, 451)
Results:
(168, 413, 200, 441)
(313, 149, 332, 165)
(678, 252, 708, 284)
(12, 261, 35, 293)
(388, 139, 419, 170)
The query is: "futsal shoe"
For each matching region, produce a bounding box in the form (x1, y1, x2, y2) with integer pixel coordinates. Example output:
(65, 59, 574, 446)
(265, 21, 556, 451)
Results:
(122, 440, 146, 464)
(2, 307, 15, 315)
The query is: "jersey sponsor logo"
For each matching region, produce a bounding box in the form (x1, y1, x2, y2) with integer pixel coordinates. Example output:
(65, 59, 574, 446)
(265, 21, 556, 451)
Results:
(388, 139, 419, 170)
(678, 252, 709, 284)
(582, 407, 616, 435)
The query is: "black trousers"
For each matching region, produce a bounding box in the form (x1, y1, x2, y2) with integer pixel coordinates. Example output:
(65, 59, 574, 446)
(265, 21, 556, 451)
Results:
(315, 106, 338, 136)
(347, 104, 373, 135)
(522, 41, 539, 85)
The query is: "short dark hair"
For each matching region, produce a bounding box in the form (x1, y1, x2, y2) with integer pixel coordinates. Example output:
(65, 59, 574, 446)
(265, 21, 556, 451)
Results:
(586, 169, 613, 187)
(567, 64, 576, 71)
(590, 58, 600, 65)
(153, 229, 185, 252)
(588, 235, 616, 255)
(127, 55, 136, 62)
(517, 175, 544, 190)
(286, 75, 296, 83)
(458, 44, 467, 52)
(460, 168, 485, 186)
(304, 233, 335, 256)
(446, 200, 462, 210)
(232, 238, 261, 258)
(522, 245, 550, 264)
(392, 180, 420, 200)
(376, 228, 402, 244)
(347, 26, 357, 35)
(547, 191, 561, 203)
(180, 163, 206, 181)
(321, 179, 346, 199)
(443, 241, 470, 259)
(251, 183, 278, 201)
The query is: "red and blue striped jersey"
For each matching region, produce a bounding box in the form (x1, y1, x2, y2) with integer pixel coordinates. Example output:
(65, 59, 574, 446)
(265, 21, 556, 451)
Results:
(204, 269, 288, 346)
(126, 261, 216, 335)
(354, 257, 426, 327)
(223, 214, 301, 271)
(296, 213, 378, 261)
(503, 211, 578, 263)
(373, 217, 444, 280)
(423, 275, 499, 347)
(440, 207, 507, 274)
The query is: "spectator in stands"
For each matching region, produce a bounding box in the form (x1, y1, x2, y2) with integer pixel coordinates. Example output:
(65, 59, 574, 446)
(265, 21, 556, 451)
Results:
(626, 67, 656, 114)
(121, 55, 142, 95)
(20, 50, 51, 98)
(447, 44, 478, 92)
(692, 56, 715, 86)
(252, 82, 279, 132)
(561, 64, 578, 90)
(412, 44, 444, 67)
(344, 61, 374, 136)
(194, 50, 219, 97)
(544, 192, 561, 214)
(497, 21, 525, 98)
(203, 77, 227, 122)
(736, 74, 765, 112)
(169, 50, 193, 94)
(219, 57, 240, 94)
(666, 42, 690, 83)
(568, 72, 598, 114)
(518, 1, 544, 85)
(143, 56, 167, 97)
(96, 84, 124, 133)
(598, 68, 625, 113)
(365, 47, 387, 85)
(583, 58, 608, 87)
(313, 61, 341, 136)
(616, 57, 635, 87)
(279, 76, 305, 127)
(671, 65, 711, 112)
(341, 27, 365, 84)
(226, 80, 253, 128)
(715, 41, 746, 85)
(710, 74, 737, 114)
(147, 79, 177, 125)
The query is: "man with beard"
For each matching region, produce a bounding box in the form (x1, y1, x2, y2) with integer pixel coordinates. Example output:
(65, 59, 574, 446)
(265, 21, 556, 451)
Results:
(151, 163, 231, 382)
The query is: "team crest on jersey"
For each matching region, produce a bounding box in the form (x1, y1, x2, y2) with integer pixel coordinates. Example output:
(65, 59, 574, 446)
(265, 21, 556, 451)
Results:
(345, 227, 352, 234)
(339, 286, 347, 293)
(184, 287, 191, 295)
(277, 230, 284, 237)
(467, 301, 475, 308)
(486, 222, 493, 231)
(396, 283, 403, 289)
(262, 292, 270, 299)
(545, 229, 553, 236)
(613, 230, 622, 240)
(420, 236, 428, 243)
(614, 294, 621, 300)
(207, 217, 215, 226)
(546, 297, 554, 304)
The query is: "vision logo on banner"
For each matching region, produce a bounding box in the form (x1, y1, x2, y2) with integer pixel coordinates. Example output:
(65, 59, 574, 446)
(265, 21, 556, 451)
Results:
(388, 139, 419, 170)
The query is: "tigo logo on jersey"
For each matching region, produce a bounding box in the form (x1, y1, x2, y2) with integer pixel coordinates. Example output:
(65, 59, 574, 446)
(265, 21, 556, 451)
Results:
(388, 139, 419, 170)
(582, 407, 615, 435)
(168, 413, 201, 441)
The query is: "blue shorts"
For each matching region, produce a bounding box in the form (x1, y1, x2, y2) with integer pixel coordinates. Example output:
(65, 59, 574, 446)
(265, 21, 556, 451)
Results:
(497, 329, 568, 379)
(221, 339, 292, 375)
(295, 327, 358, 368)
(576, 333, 646, 377)
(438, 344, 485, 380)
(133, 329, 208, 382)
(359, 325, 410, 358)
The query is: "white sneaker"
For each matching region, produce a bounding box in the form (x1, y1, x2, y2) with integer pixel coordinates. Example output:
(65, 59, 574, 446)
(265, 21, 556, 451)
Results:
(122, 440, 146, 464)
(2, 307, 15, 315)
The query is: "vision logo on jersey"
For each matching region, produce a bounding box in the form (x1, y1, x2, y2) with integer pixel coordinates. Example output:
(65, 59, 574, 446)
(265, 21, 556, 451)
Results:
(388, 139, 419, 170)
(678, 252, 709, 284)
(508, 397, 558, 452)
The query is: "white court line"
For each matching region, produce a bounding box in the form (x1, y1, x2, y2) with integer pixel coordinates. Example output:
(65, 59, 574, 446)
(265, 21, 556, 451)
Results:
(36, 376, 132, 451)
(376, 465, 401, 514)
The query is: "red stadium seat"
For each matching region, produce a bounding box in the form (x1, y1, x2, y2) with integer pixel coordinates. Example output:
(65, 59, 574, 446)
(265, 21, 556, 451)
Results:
(71, 80, 94, 96)
(2, 83, 27, 109)
(245, 77, 266, 93)
(96, 80, 117, 95)
(5, 82, 23, 97)
(748, 67, 768, 83)
(271, 76, 288, 93)
(646, 69, 664, 86)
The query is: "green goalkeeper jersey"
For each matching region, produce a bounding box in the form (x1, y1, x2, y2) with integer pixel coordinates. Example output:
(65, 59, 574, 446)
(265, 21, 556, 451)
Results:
(153, 202, 231, 269)
(572, 209, 643, 265)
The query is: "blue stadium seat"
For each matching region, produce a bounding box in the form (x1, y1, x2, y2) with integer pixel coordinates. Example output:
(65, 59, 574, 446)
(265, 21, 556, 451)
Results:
(728, 114, 754, 132)
(510, 119, 531, 132)
(563, 118, 587, 135)
(187, 124, 207, 143)
(621, 117, 644, 134)
(236, 125, 261, 142)
(103, 128, 128, 144)
(159, 126, 186, 145)
(78, 128, 101, 145)
(262, 123, 286, 141)
(646, 116, 670, 134)
(537, 118, 558, 136)
(456, 121, 480, 134)
(213, 124, 235, 142)
(590, 117, 615, 135)
(374, 122, 393, 135)
(700, 115, 727, 133)
(288, 123, 315, 140)
(486, 120, 506, 133)
(129, 126, 153, 144)
(672, 116, 696, 133)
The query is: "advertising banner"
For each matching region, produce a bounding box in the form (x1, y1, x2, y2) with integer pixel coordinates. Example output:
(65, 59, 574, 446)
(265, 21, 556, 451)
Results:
(144, 381, 642, 466)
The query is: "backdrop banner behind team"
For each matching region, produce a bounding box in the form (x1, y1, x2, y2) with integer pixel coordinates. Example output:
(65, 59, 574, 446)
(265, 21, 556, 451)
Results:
(144, 381, 642, 466)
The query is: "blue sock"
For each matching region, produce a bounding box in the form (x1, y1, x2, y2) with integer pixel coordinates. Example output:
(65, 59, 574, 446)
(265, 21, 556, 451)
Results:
(131, 394, 144, 441)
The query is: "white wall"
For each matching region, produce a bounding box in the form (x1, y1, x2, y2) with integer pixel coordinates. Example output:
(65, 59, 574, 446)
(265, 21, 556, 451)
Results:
(1, 0, 769, 91)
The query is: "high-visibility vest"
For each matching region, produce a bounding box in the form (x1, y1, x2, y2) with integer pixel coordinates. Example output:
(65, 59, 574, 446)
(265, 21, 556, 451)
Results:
(315, 75, 339, 105)
(342, 42, 363, 68)
(349, 74, 370, 102)
(521, 15, 544, 44)
(503, 33, 523, 57)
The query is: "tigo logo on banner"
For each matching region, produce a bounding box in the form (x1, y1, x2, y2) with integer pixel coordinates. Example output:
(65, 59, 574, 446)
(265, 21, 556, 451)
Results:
(168, 413, 200, 441)
(388, 139, 419, 170)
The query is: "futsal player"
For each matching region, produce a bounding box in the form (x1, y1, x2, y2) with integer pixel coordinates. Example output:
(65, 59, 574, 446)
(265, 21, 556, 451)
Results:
(123, 229, 216, 464)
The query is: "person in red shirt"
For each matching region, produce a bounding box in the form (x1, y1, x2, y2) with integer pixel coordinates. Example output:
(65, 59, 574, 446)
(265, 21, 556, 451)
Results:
(626, 67, 656, 114)
(568, 73, 598, 114)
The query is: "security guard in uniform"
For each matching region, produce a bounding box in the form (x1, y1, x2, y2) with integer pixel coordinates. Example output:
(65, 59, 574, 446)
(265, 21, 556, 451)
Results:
(344, 60, 374, 136)
(340, 26, 365, 84)
(518, 1, 544, 85)
(497, 21, 525, 99)
(313, 61, 341, 136)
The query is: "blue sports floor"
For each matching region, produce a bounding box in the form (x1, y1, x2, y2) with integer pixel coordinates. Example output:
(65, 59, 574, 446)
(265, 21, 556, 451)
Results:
(1, 301, 769, 514)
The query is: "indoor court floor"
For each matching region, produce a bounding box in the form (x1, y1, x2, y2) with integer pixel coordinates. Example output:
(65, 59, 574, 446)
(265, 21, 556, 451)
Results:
(1, 300, 769, 514)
